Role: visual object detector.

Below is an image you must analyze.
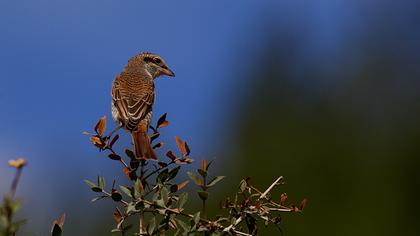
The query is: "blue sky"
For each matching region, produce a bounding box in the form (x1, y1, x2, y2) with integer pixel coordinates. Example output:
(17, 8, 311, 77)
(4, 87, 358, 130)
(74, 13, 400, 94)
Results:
(0, 1, 271, 232)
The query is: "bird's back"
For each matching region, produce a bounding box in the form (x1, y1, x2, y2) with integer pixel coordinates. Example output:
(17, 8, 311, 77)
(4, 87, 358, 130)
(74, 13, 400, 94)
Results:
(111, 69, 155, 130)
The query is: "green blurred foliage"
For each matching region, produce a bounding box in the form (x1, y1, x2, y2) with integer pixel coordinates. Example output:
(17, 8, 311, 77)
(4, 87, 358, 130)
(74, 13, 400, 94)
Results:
(224, 34, 420, 235)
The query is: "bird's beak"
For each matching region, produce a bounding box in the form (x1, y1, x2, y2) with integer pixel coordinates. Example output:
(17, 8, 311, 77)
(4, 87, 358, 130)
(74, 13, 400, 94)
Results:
(161, 67, 175, 77)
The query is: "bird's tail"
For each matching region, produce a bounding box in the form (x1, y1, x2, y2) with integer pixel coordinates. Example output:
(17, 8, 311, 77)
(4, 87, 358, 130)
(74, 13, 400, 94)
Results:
(132, 130, 157, 160)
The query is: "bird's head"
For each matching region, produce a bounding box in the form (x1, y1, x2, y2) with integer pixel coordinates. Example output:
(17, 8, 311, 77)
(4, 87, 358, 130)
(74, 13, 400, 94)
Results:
(128, 52, 175, 79)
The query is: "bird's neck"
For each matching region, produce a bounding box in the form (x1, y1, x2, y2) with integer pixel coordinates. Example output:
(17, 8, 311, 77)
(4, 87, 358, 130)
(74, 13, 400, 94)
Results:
(124, 61, 155, 80)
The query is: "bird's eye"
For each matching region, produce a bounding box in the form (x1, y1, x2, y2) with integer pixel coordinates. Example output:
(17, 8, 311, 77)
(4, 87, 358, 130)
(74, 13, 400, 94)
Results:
(153, 57, 161, 64)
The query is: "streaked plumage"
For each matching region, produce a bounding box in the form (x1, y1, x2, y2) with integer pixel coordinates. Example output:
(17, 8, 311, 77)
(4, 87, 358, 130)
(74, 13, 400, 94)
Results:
(111, 52, 174, 159)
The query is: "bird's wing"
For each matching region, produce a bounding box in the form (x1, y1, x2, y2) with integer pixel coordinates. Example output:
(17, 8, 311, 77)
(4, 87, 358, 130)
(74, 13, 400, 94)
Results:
(112, 79, 154, 131)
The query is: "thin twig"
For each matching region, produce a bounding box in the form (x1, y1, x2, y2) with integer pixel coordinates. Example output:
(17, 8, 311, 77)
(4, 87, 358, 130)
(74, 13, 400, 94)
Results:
(139, 210, 145, 235)
(223, 176, 284, 234)
(267, 208, 293, 212)
(223, 215, 244, 233)
(101, 190, 129, 206)
(107, 146, 129, 169)
(259, 176, 283, 200)
(231, 230, 253, 236)
(250, 178, 292, 211)
(10, 168, 22, 198)
(143, 160, 175, 181)
(139, 160, 147, 236)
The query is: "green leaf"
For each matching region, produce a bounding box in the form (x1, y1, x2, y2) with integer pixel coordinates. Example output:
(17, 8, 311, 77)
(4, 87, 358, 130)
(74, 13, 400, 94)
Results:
(92, 187, 102, 192)
(111, 191, 122, 202)
(135, 201, 145, 210)
(168, 166, 181, 181)
(155, 198, 166, 208)
(84, 179, 102, 192)
(210, 232, 222, 236)
(150, 132, 160, 142)
(125, 149, 136, 160)
(134, 179, 144, 196)
(148, 217, 156, 235)
(187, 171, 202, 186)
(120, 186, 133, 198)
(123, 224, 133, 232)
(14, 219, 27, 227)
(84, 179, 97, 189)
(175, 218, 189, 232)
(108, 153, 121, 161)
(207, 176, 225, 187)
(239, 179, 247, 192)
(197, 191, 209, 201)
(126, 202, 137, 214)
(152, 191, 160, 201)
(190, 212, 201, 230)
(98, 176, 105, 189)
(51, 224, 62, 236)
(206, 160, 213, 171)
(157, 169, 169, 183)
(152, 142, 164, 149)
(108, 134, 119, 148)
(161, 187, 169, 204)
(193, 212, 200, 224)
(197, 169, 207, 178)
(91, 195, 108, 202)
(178, 192, 188, 209)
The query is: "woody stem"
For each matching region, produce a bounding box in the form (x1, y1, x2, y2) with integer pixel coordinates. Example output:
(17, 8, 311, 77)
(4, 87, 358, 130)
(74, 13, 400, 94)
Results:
(139, 159, 146, 235)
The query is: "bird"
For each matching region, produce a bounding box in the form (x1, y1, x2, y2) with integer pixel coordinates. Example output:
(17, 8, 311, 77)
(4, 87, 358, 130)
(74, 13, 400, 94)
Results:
(111, 52, 175, 160)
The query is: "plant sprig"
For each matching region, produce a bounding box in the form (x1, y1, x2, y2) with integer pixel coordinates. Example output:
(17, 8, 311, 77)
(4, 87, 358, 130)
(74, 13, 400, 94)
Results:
(84, 115, 305, 235)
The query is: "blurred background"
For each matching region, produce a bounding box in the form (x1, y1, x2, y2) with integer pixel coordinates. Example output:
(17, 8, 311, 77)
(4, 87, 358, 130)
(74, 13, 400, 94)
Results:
(1, 0, 420, 235)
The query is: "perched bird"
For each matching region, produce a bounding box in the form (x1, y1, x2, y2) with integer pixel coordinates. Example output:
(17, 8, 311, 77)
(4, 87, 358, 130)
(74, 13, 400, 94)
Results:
(111, 52, 175, 159)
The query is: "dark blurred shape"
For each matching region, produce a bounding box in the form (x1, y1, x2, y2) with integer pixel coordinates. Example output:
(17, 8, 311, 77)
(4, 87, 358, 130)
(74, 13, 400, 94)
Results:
(228, 4, 420, 235)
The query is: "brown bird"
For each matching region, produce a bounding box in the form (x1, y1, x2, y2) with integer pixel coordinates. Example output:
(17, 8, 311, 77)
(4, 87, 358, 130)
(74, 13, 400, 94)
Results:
(111, 52, 175, 159)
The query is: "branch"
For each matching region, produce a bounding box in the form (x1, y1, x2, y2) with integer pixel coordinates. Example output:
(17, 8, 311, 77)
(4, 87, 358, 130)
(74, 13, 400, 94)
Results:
(259, 176, 283, 200)
(223, 176, 284, 234)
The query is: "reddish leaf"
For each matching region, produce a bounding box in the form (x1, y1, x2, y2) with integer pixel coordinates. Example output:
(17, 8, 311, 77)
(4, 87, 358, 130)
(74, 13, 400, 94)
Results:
(166, 151, 177, 161)
(201, 160, 207, 172)
(58, 214, 66, 228)
(113, 208, 123, 223)
(108, 134, 119, 148)
(135, 179, 144, 193)
(175, 136, 187, 155)
(187, 171, 203, 186)
(82, 131, 94, 136)
(156, 113, 168, 128)
(175, 157, 194, 165)
(158, 120, 169, 128)
(150, 132, 160, 142)
(289, 204, 299, 212)
(169, 219, 177, 229)
(184, 142, 191, 156)
(177, 180, 189, 191)
(94, 116, 107, 136)
(90, 136, 106, 149)
(299, 199, 307, 211)
(280, 193, 288, 206)
(51, 219, 58, 227)
(153, 142, 164, 149)
(123, 167, 137, 180)
(158, 162, 168, 168)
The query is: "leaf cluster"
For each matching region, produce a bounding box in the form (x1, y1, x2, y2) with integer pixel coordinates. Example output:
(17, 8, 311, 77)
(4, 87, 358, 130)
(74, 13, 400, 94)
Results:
(83, 114, 305, 235)
(0, 196, 26, 236)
